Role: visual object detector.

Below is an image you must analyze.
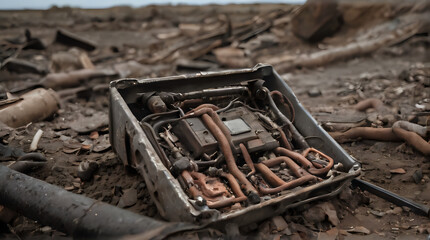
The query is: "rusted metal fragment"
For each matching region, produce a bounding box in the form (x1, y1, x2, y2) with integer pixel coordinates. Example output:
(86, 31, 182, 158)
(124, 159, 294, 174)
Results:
(56, 29, 97, 51)
(4, 58, 47, 74)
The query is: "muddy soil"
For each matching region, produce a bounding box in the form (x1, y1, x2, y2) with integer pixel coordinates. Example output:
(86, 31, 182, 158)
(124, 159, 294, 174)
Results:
(0, 3, 429, 239)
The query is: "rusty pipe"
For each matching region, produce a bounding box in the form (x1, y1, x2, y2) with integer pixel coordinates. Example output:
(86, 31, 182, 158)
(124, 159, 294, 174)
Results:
(392, 127, 430, 156)
(329, 127, 401, 143)
(274, 147, 313, 169)
(301, 148, 334, 176)
(185, 107, 232, 144)
(353, 98, 384, 112)
(186, 104, 219, 114)
(261, 156, 308, 178)
(239, 143, 256, 177)
(255, 163, 286, 187)
(181, 171, 203, 200)
(200, 113, 260, 204)
(256, 171, 316, 195)
(0, 165, 197, 239)
(279, 130, 293, 150)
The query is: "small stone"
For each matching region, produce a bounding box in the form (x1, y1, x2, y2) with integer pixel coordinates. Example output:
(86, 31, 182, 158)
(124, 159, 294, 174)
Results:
(271, 216, 288, 232)
(89, 131, 99, 140)
(347, 226, 370, 235)
(390, 207, 403, 215)
(40, 226, 52, 233)
(117, 188, 138, 208)
(370, 210, 385, 218)
(307, 87, 322, 97)
(64, 186, 74, 191)
(412, 169, 423, 184)
(390, 168, 406, 174)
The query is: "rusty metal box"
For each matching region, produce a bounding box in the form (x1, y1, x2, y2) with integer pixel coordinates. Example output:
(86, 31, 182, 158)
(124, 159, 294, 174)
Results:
(109, 64, 360, 227)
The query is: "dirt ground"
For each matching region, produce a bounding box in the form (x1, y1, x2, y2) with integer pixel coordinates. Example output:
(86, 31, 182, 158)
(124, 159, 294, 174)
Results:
(0, 2, 429, 239)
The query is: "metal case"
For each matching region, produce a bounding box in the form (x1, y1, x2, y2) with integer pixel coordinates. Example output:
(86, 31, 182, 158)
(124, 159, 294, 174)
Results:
(109, 64, 360, 227)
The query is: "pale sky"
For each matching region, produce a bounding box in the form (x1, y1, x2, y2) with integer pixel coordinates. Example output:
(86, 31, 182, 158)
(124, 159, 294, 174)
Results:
(0, 0, 305, 10)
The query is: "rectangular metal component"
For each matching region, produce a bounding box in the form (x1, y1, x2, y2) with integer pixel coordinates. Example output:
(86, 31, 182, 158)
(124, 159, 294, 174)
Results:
(219, 106, 279, 153)
(172, 118, 218, 157)
(109, 64, 360, 226)
(223, 118, 251, 135)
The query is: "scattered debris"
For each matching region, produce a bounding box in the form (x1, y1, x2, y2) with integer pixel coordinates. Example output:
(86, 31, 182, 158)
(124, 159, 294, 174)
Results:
(77, 161, 99, 181)
(0, 88, 60, 128)
(3, 58, 47, 74)
(29, 129, 43, 152)
(55, 29, 97, 51)
(69, 112, 108, 133)
(117, 188, 138, 208)
(346, 226, 371, 235)
(390, 168, 406, 174)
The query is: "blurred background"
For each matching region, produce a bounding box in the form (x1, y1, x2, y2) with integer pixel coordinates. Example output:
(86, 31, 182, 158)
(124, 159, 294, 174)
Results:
(2, 0, 305, 10)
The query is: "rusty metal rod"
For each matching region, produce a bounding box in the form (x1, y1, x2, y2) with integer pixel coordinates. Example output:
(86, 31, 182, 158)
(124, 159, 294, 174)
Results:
(239, 143, 256, 177)
(329, 127, 401, 143)
(0, 165, 197, 239)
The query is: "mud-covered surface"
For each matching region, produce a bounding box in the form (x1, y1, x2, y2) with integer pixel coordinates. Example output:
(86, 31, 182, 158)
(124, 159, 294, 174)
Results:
(0, 2, 429, 239)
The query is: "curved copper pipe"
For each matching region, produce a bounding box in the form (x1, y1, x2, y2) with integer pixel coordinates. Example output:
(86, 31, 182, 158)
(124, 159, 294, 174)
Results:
(206, 196, 247, 209)
(186, 104, 219, 114)
(392, 127, 430, 156)
(270, 90, 295, 123)
(301, 148, 334, 175)
(353, 98, 383, 112)
(261, 156, 308, 178)
(255, 163, 286, 187)
(274, 147, 313, 169)
(207, 172, 247, 209)
(190, 171, 225, 197)
(279, 130, 293, 150)
(257, 173, 316, 195)
(239, 143, 256, 176)
(329, 127, 401, 143)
